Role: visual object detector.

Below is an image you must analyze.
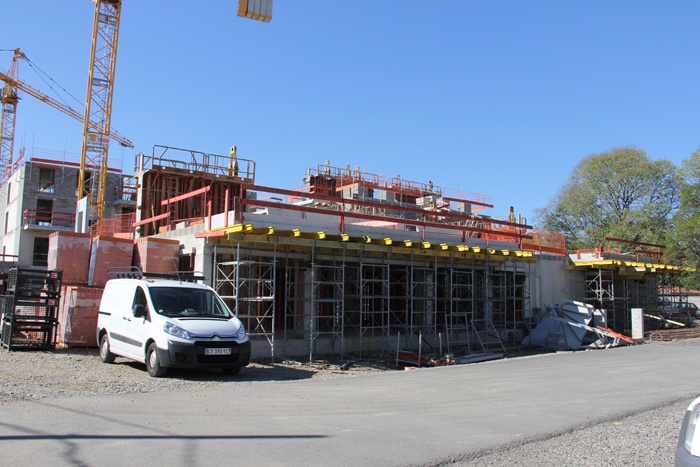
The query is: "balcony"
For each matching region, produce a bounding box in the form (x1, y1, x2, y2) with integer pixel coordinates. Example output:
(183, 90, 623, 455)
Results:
(23, 209, 75, 231)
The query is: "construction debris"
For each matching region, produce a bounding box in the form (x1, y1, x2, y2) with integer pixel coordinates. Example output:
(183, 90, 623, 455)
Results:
(522, 300, 637, 351)
(386, 350, 457, 368)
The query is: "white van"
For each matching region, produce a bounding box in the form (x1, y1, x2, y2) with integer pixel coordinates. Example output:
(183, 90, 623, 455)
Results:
(96, 270, 250, 377)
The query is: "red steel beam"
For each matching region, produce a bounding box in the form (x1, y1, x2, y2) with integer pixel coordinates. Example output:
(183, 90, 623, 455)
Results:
(160, 185, 211, 206)
(133, 212, 170, 227)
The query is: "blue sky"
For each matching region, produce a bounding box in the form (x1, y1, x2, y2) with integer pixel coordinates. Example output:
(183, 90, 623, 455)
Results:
(3, 0, 699, 226)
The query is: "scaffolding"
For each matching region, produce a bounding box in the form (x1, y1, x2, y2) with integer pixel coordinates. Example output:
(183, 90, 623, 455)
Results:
(578, 268, 637, 332)
(210, 226, 535, 361)
(447, 268, 475, 352)
(309, 260, 345, 360)
(358, 259, 391, 356)
(410, 262, 438, 350)
(215, 251, 276, 360)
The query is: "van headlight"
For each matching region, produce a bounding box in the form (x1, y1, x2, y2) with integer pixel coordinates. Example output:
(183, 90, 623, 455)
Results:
(164, 322, 192, 340)
(237, 326, 246, 339)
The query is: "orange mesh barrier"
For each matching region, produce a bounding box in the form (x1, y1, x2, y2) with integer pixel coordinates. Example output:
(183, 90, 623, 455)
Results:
(521, 229, 567, 255)
(88, 213, 136, 239)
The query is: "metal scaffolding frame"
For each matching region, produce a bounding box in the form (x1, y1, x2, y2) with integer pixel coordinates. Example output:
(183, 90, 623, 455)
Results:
(625, 276, 658, 310)
(283, 247, 347, 362)
(409, 258, 439, 350)
(444, 258, 532, 354)
(389, 260, 410, 336)
(214, 243, 277, 360)
(358, 257, 391, 356)
(447, 267, 475, 352)
(581, 268, 630, 332)
(471, 266, 507, 354)
(512, 262, 533, 338)
(309, 257, 345, 361)
(495, 261, 532, 346)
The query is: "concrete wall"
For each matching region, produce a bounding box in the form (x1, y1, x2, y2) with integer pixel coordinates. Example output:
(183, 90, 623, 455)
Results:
(0, 166, 26, 261)
(532, 254, 576, 310)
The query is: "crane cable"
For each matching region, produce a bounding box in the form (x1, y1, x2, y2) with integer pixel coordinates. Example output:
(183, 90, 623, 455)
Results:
(0, 49, 131, 145)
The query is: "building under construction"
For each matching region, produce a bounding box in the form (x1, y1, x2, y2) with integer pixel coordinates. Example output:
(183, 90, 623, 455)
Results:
(0, 145, 686, 359)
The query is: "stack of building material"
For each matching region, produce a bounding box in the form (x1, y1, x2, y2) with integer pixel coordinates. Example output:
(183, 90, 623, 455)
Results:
(48, 232, 91, 285)
(88, 236, 135, 287)
(47, 233, 142, 346)
(56, 286, 103, 347)
(133, 237, 181, 274)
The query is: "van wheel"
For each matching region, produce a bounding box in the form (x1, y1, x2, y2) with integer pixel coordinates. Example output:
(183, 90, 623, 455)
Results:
(222, 366, 241, 376)
(100, 334, 116, 364)
(146, 343, 167, 377)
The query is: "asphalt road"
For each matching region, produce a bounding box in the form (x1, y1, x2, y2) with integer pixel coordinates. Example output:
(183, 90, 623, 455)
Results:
(2, 339, 699, 466)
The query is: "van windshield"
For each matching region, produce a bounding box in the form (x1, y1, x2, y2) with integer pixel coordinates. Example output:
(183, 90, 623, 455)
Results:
(149, 287, 233, 318)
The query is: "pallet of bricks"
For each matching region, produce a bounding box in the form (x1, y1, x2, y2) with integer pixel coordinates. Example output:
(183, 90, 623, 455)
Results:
(1, 268, 62, 350)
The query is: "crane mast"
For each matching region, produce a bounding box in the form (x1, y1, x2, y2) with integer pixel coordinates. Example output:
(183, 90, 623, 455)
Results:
(78, 0, 122, 223)
(0, 49, 24, 179)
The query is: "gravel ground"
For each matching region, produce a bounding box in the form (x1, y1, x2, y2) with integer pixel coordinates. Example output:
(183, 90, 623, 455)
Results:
(0, 347, 389, 405)
(0, 346, 690, 466)
(452, 398, 686, 466)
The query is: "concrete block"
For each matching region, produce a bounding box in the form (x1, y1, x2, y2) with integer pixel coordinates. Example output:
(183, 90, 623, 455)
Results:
(56, 285, 103, 347)
(134, 237, 181, 274)
(88, 236, 134, 287)
(48, 231, 91, 285)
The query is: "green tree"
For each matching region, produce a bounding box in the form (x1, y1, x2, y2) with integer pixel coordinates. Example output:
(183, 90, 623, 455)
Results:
(669, 147, 700, 289)
(535, 146, 681, 251)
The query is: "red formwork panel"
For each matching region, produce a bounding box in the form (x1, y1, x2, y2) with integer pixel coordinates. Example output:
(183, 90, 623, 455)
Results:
(48, 232, 91, 285)
(56, 285, 103, 347)
(88, 236, 135, 288)
(133, 237, 181, 274)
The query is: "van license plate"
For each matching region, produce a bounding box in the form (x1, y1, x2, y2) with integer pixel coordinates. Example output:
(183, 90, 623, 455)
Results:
(205, 347, 232, 356)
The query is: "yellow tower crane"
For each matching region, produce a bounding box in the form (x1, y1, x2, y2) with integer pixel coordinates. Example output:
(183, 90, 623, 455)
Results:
(0, 47, 133, 183)
(3, 0, 271, 222)
(0, 49, 23, 180)
(77, 0, 271, 224)
(78, 0, 123, 223)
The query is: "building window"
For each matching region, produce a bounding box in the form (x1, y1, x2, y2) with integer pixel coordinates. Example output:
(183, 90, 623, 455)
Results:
(39, 168, 55, 193)
(32, 237, 49, 267)
(36, 199, 53, 226)
(6, 182, 10, 204)
(4, 211, 8, 234)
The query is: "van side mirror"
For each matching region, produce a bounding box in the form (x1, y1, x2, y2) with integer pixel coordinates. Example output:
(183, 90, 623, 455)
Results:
(133, 303, 146, 318)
